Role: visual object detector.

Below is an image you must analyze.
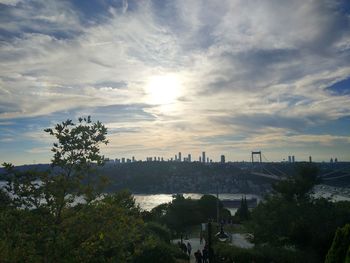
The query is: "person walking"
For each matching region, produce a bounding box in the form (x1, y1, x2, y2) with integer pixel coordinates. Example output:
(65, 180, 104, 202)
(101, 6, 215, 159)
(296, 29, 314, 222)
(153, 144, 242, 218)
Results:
(202, 246, 208, 263)
(194, 249, 203, 263)
(187, 242, 192, 256)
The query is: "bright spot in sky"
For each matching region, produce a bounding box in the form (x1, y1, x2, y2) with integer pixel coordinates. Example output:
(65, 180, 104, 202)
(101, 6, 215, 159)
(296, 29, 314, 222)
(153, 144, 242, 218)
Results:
(145, 74, 182, 105)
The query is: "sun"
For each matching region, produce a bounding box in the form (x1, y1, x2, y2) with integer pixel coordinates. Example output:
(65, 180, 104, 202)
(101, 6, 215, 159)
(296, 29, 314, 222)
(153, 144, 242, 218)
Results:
(145, 74, 182, 105)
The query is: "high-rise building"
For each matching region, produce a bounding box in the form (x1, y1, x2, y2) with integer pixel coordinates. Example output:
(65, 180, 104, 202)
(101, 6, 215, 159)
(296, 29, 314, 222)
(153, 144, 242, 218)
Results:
(334, 157, 338, 163)
(199, 156, 202, 162)
(288, 156, 292, 163)
(178, 152, 182, 162)
(122, 157, 125, 163)
(221, 155, 225, 163)
(132, 156, 135, 162)
(207, 157, 209, 163)
(202, 152, 206, 163)
(188, 154, 191, 162)
(309, 156, 312, 163)
(292, 156, 295, 163)
(175, 154, 177, 161)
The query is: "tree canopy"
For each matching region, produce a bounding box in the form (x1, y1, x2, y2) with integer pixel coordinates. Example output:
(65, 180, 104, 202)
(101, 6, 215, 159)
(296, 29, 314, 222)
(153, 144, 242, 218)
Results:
(0, 117, 187, 262)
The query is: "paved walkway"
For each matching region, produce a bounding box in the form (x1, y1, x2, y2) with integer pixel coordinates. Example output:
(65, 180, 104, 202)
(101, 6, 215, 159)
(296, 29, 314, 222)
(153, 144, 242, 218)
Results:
(173, 238, 205, 263)
(173, 233, 254, 262)
(231, 233, 254, 248)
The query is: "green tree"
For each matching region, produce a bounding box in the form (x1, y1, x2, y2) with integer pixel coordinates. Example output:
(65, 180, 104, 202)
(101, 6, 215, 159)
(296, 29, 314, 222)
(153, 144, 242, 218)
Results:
(235, 196, 250, 221)
(249, 165, 350, 262)
(44, 116, 108, 219)
(1, 117, 184, 262)
(272, 164, 319, 201)
(325, 224, 350, 263)
(197, 194, 223, 221)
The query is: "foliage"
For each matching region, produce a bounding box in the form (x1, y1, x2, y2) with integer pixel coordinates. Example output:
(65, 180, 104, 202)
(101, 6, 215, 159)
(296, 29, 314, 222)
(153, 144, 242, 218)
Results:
(133, 240, 177, 263)
(325, 224, 350, 263)
(272, 164, 319, 201)
(214, 243, 315, 263)
(249, 164, 350, 262)
(0, 117, 184, 262)
(144, 222, 171, 243)
(147, 194, 231, 234)
(44, 116, 109, 204)
(197, 194, 222, 220)
(234, 196, 250, 221)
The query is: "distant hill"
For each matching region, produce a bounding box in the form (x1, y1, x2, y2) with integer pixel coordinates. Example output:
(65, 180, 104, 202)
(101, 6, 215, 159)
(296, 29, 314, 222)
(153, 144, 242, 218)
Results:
(1, 161, 349, 194)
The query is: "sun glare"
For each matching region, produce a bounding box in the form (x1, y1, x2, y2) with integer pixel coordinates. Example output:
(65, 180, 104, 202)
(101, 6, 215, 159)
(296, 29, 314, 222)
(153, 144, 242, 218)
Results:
(145, 74, 182, 105)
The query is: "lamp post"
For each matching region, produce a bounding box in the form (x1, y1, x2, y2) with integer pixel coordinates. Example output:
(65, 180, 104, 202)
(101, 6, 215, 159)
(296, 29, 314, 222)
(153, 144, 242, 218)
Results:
(207, 221, 228, 263)
(208, 220, 213, 263)
(215, 223, 229, 242)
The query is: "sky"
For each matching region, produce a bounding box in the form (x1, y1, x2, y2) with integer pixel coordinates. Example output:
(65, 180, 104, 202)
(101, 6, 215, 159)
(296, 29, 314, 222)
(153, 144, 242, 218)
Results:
(0, 0, 350, 165)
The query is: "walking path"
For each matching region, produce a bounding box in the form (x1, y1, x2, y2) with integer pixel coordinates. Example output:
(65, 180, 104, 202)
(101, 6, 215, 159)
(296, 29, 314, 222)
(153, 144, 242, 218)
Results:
(172, 233, 254, 262)
(231, 233, 254, 248)
(172, 238, 204, 263)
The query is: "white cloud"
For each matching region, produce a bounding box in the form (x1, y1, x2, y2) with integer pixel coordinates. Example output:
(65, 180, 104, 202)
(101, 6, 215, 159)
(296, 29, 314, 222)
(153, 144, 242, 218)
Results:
(0, 0, 21, 6)
(0, 0, 350, 162)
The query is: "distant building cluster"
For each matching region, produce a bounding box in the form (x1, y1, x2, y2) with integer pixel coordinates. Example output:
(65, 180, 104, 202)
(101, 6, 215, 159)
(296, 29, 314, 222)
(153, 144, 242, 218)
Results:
(284, 155, 340, 163)
(105, 151, 341, 165)
(105, 151, 226, 164)
(330, 157, 338, 163)
(287, 155, 295, 163)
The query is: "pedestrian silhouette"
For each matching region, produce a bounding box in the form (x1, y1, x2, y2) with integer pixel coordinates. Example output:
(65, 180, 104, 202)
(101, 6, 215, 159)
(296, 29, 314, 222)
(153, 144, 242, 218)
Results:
(187, 241, 192, 256)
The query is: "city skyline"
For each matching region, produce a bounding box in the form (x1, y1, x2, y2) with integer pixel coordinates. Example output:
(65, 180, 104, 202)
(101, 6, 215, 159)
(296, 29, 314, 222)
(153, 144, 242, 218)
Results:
(1, 0, 350, 165)
(106, 151, 340, 165)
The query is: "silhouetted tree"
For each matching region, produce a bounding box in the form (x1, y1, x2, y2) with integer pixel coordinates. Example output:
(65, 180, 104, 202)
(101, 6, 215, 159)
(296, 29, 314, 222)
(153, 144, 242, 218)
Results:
(325, 224, 350, 263)
(235, 196, 250, 221)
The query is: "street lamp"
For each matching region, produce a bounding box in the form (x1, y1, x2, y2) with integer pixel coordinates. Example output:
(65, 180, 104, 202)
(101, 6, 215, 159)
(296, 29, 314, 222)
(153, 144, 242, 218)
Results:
(215, 223, 229, 242)
(206, 221, 229, 263)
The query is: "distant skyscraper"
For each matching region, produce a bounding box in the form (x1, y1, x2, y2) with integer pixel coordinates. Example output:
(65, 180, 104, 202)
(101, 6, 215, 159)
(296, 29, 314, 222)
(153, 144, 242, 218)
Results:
(188, 154, 191, 162)
(175, 154, 177, 161)
(334, 157, 338, 163)
(221, 155, 225, 163)
(292, 156, 295, 163)
(207, 157, 209, 163)
(202, 152, 206, 163)
(122, 157, 125, 163)
(309, 156, 312, 163)
(132, 156, 135, 162)
(288, 156, 291, 163)
(199, 156, 201, 162)
(178, 152, 182, 162)
(330, 158, 333, 163)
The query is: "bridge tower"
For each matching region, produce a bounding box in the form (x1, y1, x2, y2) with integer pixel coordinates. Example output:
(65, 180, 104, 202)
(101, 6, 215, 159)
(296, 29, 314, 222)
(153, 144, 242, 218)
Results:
(251, 151, 262, 163)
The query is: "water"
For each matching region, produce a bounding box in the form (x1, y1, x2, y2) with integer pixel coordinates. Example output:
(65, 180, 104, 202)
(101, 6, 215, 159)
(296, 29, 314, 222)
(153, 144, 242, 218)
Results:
(134, 193, 261, 215)
(2, 180, 349, 213)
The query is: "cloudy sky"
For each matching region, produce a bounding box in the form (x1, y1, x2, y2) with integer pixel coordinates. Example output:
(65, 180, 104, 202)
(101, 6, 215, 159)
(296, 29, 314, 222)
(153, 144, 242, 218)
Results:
(0, 0, 350, 165)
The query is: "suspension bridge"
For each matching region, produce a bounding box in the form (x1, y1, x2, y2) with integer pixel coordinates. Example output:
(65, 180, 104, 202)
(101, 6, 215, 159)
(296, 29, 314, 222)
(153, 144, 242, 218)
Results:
(249, 151, 350, 181)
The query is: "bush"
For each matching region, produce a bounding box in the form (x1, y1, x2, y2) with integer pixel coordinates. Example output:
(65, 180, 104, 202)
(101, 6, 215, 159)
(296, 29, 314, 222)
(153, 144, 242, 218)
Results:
(214, 243, 316, 263)
(325, 224, 350, 263)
